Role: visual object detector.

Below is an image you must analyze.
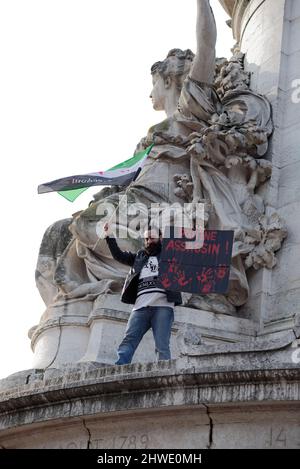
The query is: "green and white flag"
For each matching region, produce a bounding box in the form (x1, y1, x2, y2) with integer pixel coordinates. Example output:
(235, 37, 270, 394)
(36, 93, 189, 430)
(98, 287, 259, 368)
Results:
(38, 144, 153, 202)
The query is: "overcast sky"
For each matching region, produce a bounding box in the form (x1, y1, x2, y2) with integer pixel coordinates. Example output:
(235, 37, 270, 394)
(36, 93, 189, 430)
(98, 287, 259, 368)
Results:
(0, 0, 233, 379)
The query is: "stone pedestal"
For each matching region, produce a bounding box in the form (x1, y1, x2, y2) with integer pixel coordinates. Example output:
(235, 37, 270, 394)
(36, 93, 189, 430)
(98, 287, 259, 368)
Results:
(0, 348, 299, 449)
(29, 295, 257, 368)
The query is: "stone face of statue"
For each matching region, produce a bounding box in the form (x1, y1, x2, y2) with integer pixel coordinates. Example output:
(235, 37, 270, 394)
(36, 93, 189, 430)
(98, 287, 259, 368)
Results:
(150, 72, 181, 117)
(150, 73, 166, 111)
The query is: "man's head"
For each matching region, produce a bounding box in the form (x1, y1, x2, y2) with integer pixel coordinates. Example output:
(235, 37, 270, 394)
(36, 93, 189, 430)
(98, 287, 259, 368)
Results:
(144, 227, 162, 255)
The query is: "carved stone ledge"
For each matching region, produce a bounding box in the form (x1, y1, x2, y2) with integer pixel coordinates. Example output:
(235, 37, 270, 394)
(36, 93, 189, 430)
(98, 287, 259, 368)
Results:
(0, 360, 299, 427)
(0, 354, 299, 448)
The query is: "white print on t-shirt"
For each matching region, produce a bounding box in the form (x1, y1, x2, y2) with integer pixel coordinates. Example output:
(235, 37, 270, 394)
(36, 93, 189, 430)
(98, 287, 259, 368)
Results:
(139, 257, 159, 279)
(132, 256, 174, 311)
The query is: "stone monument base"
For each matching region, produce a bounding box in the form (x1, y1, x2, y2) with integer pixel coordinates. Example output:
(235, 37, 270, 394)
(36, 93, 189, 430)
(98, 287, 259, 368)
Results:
(28, 295, 259, 369)
(0, 341, 299, 449)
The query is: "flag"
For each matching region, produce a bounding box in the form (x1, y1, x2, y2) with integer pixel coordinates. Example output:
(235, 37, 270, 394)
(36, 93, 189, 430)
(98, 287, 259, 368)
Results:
(38, 144, 153, 202)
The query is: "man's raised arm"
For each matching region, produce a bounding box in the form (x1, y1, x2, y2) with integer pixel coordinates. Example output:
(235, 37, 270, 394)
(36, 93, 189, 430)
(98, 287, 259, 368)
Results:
(104, 223, 136, 267)
(189, 0, 217, 84)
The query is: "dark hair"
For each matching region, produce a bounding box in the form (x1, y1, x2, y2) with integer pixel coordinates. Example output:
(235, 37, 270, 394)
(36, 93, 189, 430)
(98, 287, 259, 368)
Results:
(151, 48, 195, 91)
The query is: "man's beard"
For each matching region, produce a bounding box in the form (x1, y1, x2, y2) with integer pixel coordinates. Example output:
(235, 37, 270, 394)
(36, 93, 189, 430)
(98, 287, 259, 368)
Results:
(145, 240, 162, 256)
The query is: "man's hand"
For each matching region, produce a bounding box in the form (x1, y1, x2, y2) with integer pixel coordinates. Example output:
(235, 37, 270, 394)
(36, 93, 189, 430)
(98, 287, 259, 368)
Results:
(103, 222, 109, 237)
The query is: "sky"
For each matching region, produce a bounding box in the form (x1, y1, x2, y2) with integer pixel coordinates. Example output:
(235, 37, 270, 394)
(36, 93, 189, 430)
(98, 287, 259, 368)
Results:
(0, 0, 233, 380)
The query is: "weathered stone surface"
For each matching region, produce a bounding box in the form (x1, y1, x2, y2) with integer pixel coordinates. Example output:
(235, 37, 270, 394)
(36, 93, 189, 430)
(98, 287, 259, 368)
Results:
(211, 408, 300, 449)
(28, 295, 258, 369)
(229, 0, 300, 326)
(0, 353, 299, 448)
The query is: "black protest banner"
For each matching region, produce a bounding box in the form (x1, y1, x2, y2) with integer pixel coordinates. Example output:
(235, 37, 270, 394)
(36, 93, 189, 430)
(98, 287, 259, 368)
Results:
(158, 229, 234, 295)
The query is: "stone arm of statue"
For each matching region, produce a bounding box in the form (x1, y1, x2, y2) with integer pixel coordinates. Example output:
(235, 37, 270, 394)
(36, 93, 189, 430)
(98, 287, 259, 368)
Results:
(105, 236, 136, 267)
(189, 0, 217, 84)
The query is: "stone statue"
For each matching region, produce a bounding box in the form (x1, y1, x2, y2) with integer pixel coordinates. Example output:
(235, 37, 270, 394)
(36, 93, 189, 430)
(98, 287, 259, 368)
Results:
(36, 0, 286, 322)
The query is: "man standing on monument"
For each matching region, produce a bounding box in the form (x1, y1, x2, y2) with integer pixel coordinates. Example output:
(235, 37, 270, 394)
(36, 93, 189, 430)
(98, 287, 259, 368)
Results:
(104, 222, 182, 365)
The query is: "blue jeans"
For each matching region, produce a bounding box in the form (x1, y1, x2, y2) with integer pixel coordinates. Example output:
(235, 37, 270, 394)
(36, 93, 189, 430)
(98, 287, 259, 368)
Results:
(115, 306, 174, 365)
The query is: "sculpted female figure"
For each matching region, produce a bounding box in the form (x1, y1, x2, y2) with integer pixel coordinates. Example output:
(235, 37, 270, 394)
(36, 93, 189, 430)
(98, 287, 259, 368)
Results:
(36, 0, 274, 317)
